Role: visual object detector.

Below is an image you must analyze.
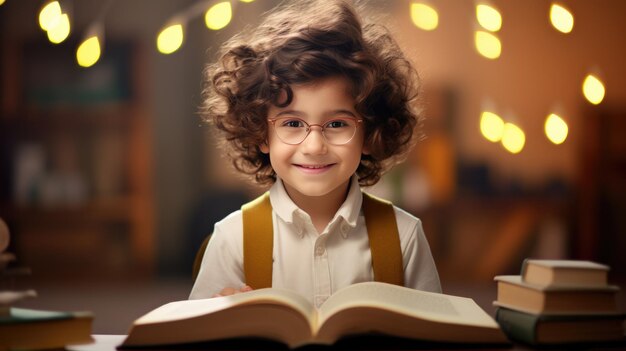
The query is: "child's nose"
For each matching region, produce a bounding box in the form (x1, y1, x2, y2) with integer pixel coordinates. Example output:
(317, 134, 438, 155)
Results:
(301, 127, 327, 155)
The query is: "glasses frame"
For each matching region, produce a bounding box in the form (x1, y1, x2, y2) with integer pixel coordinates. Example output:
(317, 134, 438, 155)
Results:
(267, 116, 363, 146)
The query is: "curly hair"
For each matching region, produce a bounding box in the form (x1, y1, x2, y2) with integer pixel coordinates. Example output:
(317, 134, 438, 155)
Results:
(202, 0, 421, 186)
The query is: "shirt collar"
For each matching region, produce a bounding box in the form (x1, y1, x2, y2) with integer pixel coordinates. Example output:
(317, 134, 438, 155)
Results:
(269, 177, 300, 226)
(268, 175, 362, 239)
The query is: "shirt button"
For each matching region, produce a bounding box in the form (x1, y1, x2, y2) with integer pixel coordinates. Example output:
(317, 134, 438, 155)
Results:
(315, 246, 325, 256)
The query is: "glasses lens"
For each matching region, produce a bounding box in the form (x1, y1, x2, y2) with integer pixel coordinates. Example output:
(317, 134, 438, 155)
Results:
(271, 117, 359, 145)
(273, 118, 308, 144)
(323, 118, 357, 145)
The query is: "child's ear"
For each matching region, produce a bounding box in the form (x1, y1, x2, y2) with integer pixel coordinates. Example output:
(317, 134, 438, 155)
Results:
(362, 144, 371, 155)
(260, 142, 270, 154)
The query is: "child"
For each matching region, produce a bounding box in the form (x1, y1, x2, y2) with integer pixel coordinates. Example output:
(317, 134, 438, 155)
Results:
(190, 0, 441, 306)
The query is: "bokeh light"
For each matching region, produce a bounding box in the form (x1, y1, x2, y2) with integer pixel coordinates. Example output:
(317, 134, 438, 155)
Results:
(582, 74, 606, 105)
(46, 13, 70, 44)
(545, 113, 568, 145)
(475, 31, 501, 59)
(550, 3, 574, 34)
(410, 3, 439, 31)
(39, 1, 62, 31)
(501, 123, 525, 154)
(480, 111, 505, 142)
(205, 1, 232, 30)
(157, 24, 184, 54)
(76, 36, 101, 68)
(476, 4, 502, 32)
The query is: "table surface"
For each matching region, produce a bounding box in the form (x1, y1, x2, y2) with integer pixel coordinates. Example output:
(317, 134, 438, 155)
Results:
(68, 335, 125, 351)
(67, 334, 626, 351)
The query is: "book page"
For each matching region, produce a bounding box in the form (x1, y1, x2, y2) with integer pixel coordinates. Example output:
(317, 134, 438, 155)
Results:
(135, 288, 315, 325)
(124, 290, 317, 348)
(526, 259, 609, 270)
(317, 282, 498, 330)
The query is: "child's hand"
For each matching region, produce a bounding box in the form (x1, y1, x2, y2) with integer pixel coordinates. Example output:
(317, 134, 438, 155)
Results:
(212, 285, 253, 297)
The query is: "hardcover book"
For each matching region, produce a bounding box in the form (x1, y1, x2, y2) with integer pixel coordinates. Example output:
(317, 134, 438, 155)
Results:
(521, 259, 610, 287)
(0, 307, 93, 350)
(495, 307, 625, 345)
(494, 275, 620, 315)
(121, 282, 508, 348)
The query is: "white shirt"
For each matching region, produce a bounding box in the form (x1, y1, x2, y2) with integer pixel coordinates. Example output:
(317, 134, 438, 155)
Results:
(190, 176, 441, 307)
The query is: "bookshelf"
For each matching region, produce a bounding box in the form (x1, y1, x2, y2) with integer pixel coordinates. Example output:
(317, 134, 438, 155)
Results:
(0, 39, 155, 279)
(578, 105, 626, 277)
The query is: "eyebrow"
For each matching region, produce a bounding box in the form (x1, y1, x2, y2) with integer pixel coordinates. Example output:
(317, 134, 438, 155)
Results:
(272, 109, 358, 118)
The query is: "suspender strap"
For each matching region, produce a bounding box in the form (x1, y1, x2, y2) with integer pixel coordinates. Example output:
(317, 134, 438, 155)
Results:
(362, 192, 405, 286)
(240, 191, 404, 288)
(242, 191, 273, 289)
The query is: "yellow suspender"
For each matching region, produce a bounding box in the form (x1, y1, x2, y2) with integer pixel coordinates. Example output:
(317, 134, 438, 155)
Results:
(241, 192, 274, 289)
(361, 192, 404, 286)
(241, 191, 404, 289)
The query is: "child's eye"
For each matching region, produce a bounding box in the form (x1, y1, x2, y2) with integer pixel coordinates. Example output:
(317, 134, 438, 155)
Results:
(280, 119, 305, 128)
(325, 120, 349, 129)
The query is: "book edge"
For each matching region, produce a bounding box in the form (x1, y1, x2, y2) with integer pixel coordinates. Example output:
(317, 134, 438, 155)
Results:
(494, 275, 620, 291)
(492, 301, 624, 316)
(524, 260, 610, 271)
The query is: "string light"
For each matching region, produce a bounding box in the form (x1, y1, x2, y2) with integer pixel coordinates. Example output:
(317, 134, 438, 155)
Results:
(39, 1, 71, 44)
(480, 111, 505, 142)
(582, 74, 605, 105)
(205, 1, 232, 30)
(550, 3, 574, 34)
(76, 36, 101, 67)
(545, 113, 568, 145)
(46, 13, 71, 44)
(583, 75, 606, 105)
(410, 3, 439, 31)
(475, 30, 501, 59)
(39, 1, 62, 31)
(476, 3, 502, 32)
(501, 123, 525, 154)
(157, 23, 184, 54)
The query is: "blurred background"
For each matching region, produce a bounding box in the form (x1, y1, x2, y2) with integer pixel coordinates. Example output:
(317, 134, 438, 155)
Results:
(1, 0, 625, 334)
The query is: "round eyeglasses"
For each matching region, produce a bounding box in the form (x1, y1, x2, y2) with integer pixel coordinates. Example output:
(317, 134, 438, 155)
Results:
(267, 117, 363, 145)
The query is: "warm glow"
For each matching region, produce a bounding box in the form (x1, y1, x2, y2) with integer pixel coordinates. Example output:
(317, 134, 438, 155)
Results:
(480, 111, 504, 142)
(476, 4, 502, 32)
(76, 36, 101, 68)
(205, 1, 232, 30)
(545, 113, 568, 145)
(39, 1, 62, 31)
(550, 3, 574, 34)
(46, 13, 70, 44)
(410, 3, 439, 31)
(501, 123, 525, 154)
(0, 0, 7, 5)
(475, 31, 501, 59)
(240, 0, 255, 2)
(157, 24, 184, 54)
(582, 74, 605, 105)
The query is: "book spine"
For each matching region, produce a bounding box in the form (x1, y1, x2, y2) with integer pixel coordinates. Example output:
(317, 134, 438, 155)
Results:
(495, 307, 539, 345)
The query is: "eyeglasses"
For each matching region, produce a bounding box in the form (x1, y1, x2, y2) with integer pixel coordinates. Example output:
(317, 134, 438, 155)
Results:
(267, 117, 363, 145)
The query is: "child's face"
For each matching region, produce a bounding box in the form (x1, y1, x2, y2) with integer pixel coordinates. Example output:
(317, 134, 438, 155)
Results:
(261, 76, 367, 202)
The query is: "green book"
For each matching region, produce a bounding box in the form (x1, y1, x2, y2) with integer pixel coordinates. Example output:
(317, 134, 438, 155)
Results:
(0, 307, 93, 350)
(495, 307, 625, 345)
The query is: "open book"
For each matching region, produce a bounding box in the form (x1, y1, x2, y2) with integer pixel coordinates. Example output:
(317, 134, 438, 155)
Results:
(121, 282, 508, 348)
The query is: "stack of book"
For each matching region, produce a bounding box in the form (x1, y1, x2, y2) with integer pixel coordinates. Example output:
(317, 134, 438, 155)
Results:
(0, 217, 93, 350)
(494, 259, 625, 345)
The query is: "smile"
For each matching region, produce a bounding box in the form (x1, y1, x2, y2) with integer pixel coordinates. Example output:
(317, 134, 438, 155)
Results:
(294, 164, 335, 173)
